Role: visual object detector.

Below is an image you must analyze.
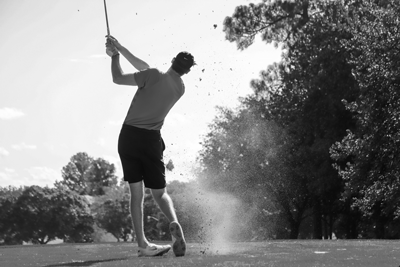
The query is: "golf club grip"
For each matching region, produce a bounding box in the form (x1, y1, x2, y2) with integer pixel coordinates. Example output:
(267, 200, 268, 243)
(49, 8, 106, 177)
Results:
(103, 0, 110, 35)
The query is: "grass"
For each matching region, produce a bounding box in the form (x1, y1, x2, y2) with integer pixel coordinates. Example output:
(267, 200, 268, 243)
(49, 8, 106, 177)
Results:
(0, 240, 399, 267)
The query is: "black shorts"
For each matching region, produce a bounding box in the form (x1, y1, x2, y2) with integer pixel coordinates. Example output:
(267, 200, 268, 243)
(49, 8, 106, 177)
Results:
(118, 124, 166, 189)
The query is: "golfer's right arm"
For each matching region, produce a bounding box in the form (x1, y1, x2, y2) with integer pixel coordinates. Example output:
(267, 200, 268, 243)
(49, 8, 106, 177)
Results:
(111, 54, 137, 86)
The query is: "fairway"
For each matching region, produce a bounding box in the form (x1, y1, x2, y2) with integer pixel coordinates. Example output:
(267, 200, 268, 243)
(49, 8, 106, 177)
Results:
(0, 240, 399, 267)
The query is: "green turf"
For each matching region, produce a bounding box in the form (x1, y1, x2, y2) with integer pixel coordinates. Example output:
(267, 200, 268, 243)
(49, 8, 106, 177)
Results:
(0, 240, 399, 267)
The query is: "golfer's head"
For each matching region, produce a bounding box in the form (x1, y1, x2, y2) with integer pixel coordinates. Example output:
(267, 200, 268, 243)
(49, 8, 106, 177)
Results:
(172, 52, 195, 76)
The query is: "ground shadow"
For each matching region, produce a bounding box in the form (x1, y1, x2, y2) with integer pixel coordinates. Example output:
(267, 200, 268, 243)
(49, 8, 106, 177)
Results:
(43, 257, 129, 267)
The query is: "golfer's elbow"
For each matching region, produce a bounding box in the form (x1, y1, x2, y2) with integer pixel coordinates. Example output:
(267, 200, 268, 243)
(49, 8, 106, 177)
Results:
(141, 62, 150, 70)
(112, 77, 121, 85)
(112, 74, 123, 85)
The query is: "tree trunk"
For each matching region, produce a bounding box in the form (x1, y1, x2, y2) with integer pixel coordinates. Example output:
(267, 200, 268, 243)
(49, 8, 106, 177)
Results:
(329, 214, 334, 239)
(313, 197, 323, 239)
(289, 220, 300, 239)
(323, 215, 329, 239)
(374, 218, 386, 239)
(372, 204, 387, 239)
(343, 201, 360, 238)
(346, 219, 359, 239)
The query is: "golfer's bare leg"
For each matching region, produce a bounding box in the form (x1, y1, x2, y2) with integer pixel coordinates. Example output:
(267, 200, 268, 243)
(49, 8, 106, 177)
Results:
(152, 187, 186, 256)
(151, 188, 178, 223)
(129, 181, 149, 248)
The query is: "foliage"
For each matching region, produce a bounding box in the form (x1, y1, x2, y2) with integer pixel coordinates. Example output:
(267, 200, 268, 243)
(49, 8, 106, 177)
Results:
(197, 105, 311, 239)
(56, 152, 118, 196)
(330, 0, 400, 238)
(220, 0, 400, 239)
(0, 186, 24, 245)
(1, 186, 94, 244)
(92, 186, 133, 242)
(218, 0, 367, 239)
(0, 152, 198, 245)
(223, 0, 320, 50)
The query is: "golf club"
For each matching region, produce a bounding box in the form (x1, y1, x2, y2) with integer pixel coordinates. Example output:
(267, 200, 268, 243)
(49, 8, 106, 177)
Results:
(104, 0, 116, 56)
(103, 0, 110, 36)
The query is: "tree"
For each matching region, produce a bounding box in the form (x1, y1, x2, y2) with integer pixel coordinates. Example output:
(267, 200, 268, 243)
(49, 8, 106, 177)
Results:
(86, 158, 119, 195)
(220, 0, 398, 241)
(197, 105, 310, 239)
(92, 186, 133, 242)
(11, 186, 94, 244)
(0, 186, 24, 245)
(57, 152, 118, 196)
(223, 0, 400, 239)
(57, 152, 93, 195)
(330, 0, 400, 238)
(52, 185, 95, 243)
(222, 0, 367, 239)
(223, 0, 315, 50)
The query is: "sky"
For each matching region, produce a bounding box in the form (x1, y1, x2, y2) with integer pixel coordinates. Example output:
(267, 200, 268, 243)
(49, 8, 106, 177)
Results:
(0, 0, 281, 188)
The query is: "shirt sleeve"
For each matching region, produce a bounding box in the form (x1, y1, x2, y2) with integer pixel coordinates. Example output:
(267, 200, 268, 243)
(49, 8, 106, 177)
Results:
(133, 68, 160, 89)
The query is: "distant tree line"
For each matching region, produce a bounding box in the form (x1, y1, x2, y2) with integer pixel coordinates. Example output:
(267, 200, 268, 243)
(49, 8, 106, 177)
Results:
(0, 152, 194, 245)
(0, 185, 94, 245)
(197, 0, 400, 239)
(0, 152, 232, 246)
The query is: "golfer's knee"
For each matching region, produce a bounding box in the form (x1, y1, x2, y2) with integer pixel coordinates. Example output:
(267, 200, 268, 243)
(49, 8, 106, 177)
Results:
(151, 188, 167, 200)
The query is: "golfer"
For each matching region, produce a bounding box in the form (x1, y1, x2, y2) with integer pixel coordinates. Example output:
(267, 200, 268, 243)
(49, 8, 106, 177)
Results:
(106, 36, 195, 257)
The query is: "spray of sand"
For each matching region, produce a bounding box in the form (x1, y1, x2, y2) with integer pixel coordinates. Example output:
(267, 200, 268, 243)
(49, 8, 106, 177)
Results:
(190, 186, 253, 255)
(181, 109, 279, 254)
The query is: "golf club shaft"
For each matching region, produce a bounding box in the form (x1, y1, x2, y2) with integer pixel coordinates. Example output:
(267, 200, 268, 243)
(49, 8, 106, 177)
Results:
(103, 0, 110, 36)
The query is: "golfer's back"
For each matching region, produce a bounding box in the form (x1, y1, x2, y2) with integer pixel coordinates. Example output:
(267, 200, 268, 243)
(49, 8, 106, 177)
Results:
(124, 68, 185, 130)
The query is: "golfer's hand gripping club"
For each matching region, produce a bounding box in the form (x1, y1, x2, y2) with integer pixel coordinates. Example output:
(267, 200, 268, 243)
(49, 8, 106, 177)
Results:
(107, 35, 122, 50)
(105, 36, 150, 70)
(105, 37, 119, 57)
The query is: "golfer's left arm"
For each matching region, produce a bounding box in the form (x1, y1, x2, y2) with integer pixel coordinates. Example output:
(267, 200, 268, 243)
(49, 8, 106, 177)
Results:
(107, 36, 149, 71)
(118, 46, 149, 71)
(111, 54, 138, 86)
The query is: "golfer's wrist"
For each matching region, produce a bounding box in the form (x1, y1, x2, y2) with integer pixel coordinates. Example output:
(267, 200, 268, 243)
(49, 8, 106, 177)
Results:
(112, 53, 120, 58)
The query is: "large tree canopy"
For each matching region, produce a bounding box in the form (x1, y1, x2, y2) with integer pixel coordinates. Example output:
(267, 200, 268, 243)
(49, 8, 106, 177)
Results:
(198, 105, 310, 239)
(331, 0, 400, 238)
(0, 186, 24, 245)
(57, 152, 118, 196)
(92, 186, 132, 242)
(209, 0, 400, 239)
(224, 0, 319, 49)
(7, 186, 94, 244)
(219, 0, 362, 239)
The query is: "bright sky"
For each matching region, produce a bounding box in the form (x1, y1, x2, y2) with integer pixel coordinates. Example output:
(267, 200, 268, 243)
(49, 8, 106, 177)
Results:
(0, 0, 281, 188)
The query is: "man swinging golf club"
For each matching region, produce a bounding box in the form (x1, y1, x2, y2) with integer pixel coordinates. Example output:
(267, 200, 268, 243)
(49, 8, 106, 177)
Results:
(106, 36, 195, 257)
